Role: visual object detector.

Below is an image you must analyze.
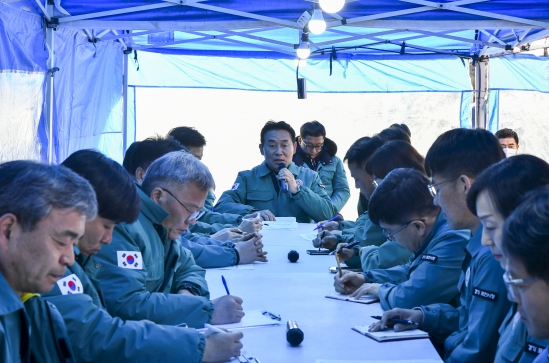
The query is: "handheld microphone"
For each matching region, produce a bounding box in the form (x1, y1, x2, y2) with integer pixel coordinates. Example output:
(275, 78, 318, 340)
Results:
(288, 250, 299, 263)
(278, 163, 288, 192)
(286, 320, 304, 346)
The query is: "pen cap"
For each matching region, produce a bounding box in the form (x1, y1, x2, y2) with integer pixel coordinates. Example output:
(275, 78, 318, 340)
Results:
(286, 320, 304, 346)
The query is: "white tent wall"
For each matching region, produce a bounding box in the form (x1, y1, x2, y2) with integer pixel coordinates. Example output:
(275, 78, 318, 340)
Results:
(52, 29, 124, 164)
(135, 87, 463, 220)
(0, 2, 47, 162)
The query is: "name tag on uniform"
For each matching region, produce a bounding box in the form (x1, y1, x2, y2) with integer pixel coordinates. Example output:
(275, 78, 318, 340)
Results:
(117, 251, 143, 269)
(525, 342, 545, 355)
(472, 287, 498, 301)
(421, 254, 438, 263)
(56, 274, 83, 295)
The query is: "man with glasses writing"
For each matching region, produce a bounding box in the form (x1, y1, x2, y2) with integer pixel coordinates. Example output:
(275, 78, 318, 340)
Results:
(370, 129, 510, 363)
(86, 151, 246, 330)
(333, 168, 469, 310)
(292, 121, 350, 214)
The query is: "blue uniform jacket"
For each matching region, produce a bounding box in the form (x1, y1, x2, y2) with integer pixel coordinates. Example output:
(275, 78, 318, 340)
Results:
(363, 213, 470, 310)
(495, 304, 549, 363)
(215, 161, 336, 223)
(0, 272, 30, 363)
(42, 248, 207, 363)
(84, 187, 214, 327)
(179, 232, 238, 268)
(534, 348, 549, 363)
(419, 226, 512, 363)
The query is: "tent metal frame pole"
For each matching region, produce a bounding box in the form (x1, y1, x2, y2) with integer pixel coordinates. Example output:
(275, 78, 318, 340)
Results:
(45, 2, 55, 163)
(474, 59, 489, 129)
(122, 51, 129, 154)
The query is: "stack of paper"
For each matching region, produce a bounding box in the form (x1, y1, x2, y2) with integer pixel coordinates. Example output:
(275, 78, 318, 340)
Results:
(262, 217, 298, 230)
(207, 310, 281, 331)
(352, 326, 429, 342)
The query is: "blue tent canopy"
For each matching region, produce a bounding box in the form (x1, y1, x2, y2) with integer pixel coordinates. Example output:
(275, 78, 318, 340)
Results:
(1, 0, 549, 163)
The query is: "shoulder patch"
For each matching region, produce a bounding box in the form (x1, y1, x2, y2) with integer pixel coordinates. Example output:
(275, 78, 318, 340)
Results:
(296, 179, 304, 187)
(56, 274, 83, 295)
(525, 342, 545, 355)
(117, 251, 143, 269)
(472, 287, 498, 301)
(231, 183, 240, 190)
(421, 254, 438, 263)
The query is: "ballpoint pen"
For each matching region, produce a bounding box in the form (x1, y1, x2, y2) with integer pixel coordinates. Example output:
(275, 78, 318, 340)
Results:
(329, 240, 361, 255)
(371, 315, 419, 326)
(222, 275, 230, 295)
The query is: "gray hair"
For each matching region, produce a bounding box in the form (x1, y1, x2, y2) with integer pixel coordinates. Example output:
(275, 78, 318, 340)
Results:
(0, 161, 97, 232)
(142, 151, 215, 195)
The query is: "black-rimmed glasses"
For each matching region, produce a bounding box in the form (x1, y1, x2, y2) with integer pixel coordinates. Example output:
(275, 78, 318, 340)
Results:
(383, 219, 425, 241)
(160, 188, 205, 222)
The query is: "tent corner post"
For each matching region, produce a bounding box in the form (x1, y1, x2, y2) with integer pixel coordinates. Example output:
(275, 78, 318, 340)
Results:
(474, 57, 490, 130)
(122, 49, 130, 156)
(45, 2, 55, 164)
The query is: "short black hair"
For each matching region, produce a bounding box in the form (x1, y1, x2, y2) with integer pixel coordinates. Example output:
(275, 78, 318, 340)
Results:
(344, 136, 384, 166)
(390, 123, 412, 137)
(129, 136, 186, 175)
(123, 141, 141, 174)
(503, 186, 549, 281)
(467, 155, 549, 218)
(377, 127, 411, 144)
(365, 140, 425, 179)
(369, 168, 440, 226)
(300, 121, 326, 139)
(495, 128, 519, 145)
(168, 126, 207, 148)
(425, 128, 505, 179)
(260, 121, 296, 144)
(62, 149, 140, 224)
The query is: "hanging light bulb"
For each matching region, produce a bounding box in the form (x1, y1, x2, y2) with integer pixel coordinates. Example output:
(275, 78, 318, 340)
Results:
(308, 7, 326, 35)
(319, 0, 345, 14)
(296, 42, 310, 59)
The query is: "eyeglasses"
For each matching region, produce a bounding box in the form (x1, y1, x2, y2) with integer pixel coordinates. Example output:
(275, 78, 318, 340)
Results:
(160, 188, 205, 222)
(301, 141, 324, 152)
(503, 270, 540, 300)
(383, 219, 425, 241)
(427, 176, 460, 198)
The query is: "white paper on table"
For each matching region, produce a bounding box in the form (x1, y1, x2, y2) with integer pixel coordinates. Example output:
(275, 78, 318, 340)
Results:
(212, 263, 254, 270)
(262, 217, 298, 230)
(299, 232, 318, 240)
(203, 310, 281, 331)
(325, 293, 379, 304)
(315, 360, 443, 363)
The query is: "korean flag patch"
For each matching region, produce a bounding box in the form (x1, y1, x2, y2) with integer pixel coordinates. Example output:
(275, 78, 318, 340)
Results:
(117, 251, 143, 269)
(231, 183, 240, 190)
(56, 274, 83, 295)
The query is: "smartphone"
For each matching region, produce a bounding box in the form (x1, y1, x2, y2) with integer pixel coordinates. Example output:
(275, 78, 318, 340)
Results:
(307, 249, 330, 255)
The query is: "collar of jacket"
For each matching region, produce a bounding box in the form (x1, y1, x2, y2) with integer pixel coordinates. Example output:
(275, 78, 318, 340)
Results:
(258, 161, 299, 177)
(414, 210, 446, 257)
(466, 225, 484, 257)
(0, 271, 24, 316)
(137, 185, 169, 226)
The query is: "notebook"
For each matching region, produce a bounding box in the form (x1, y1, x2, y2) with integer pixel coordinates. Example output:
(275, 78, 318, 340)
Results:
(262, 217, 298, 230)
(352, 325, 429, 342)
(325, 293, 379, 304)
(202, 310, 281, 331)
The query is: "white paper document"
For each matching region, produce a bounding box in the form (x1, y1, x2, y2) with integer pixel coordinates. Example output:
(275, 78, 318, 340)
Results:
(262, 217, 298, 230)
(299, 232, 318, 240)
(212, 263, 254, 270)
(352, 325, 429, 342)
(208, 310, 281, 330)
(316, 360, 443, 363)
